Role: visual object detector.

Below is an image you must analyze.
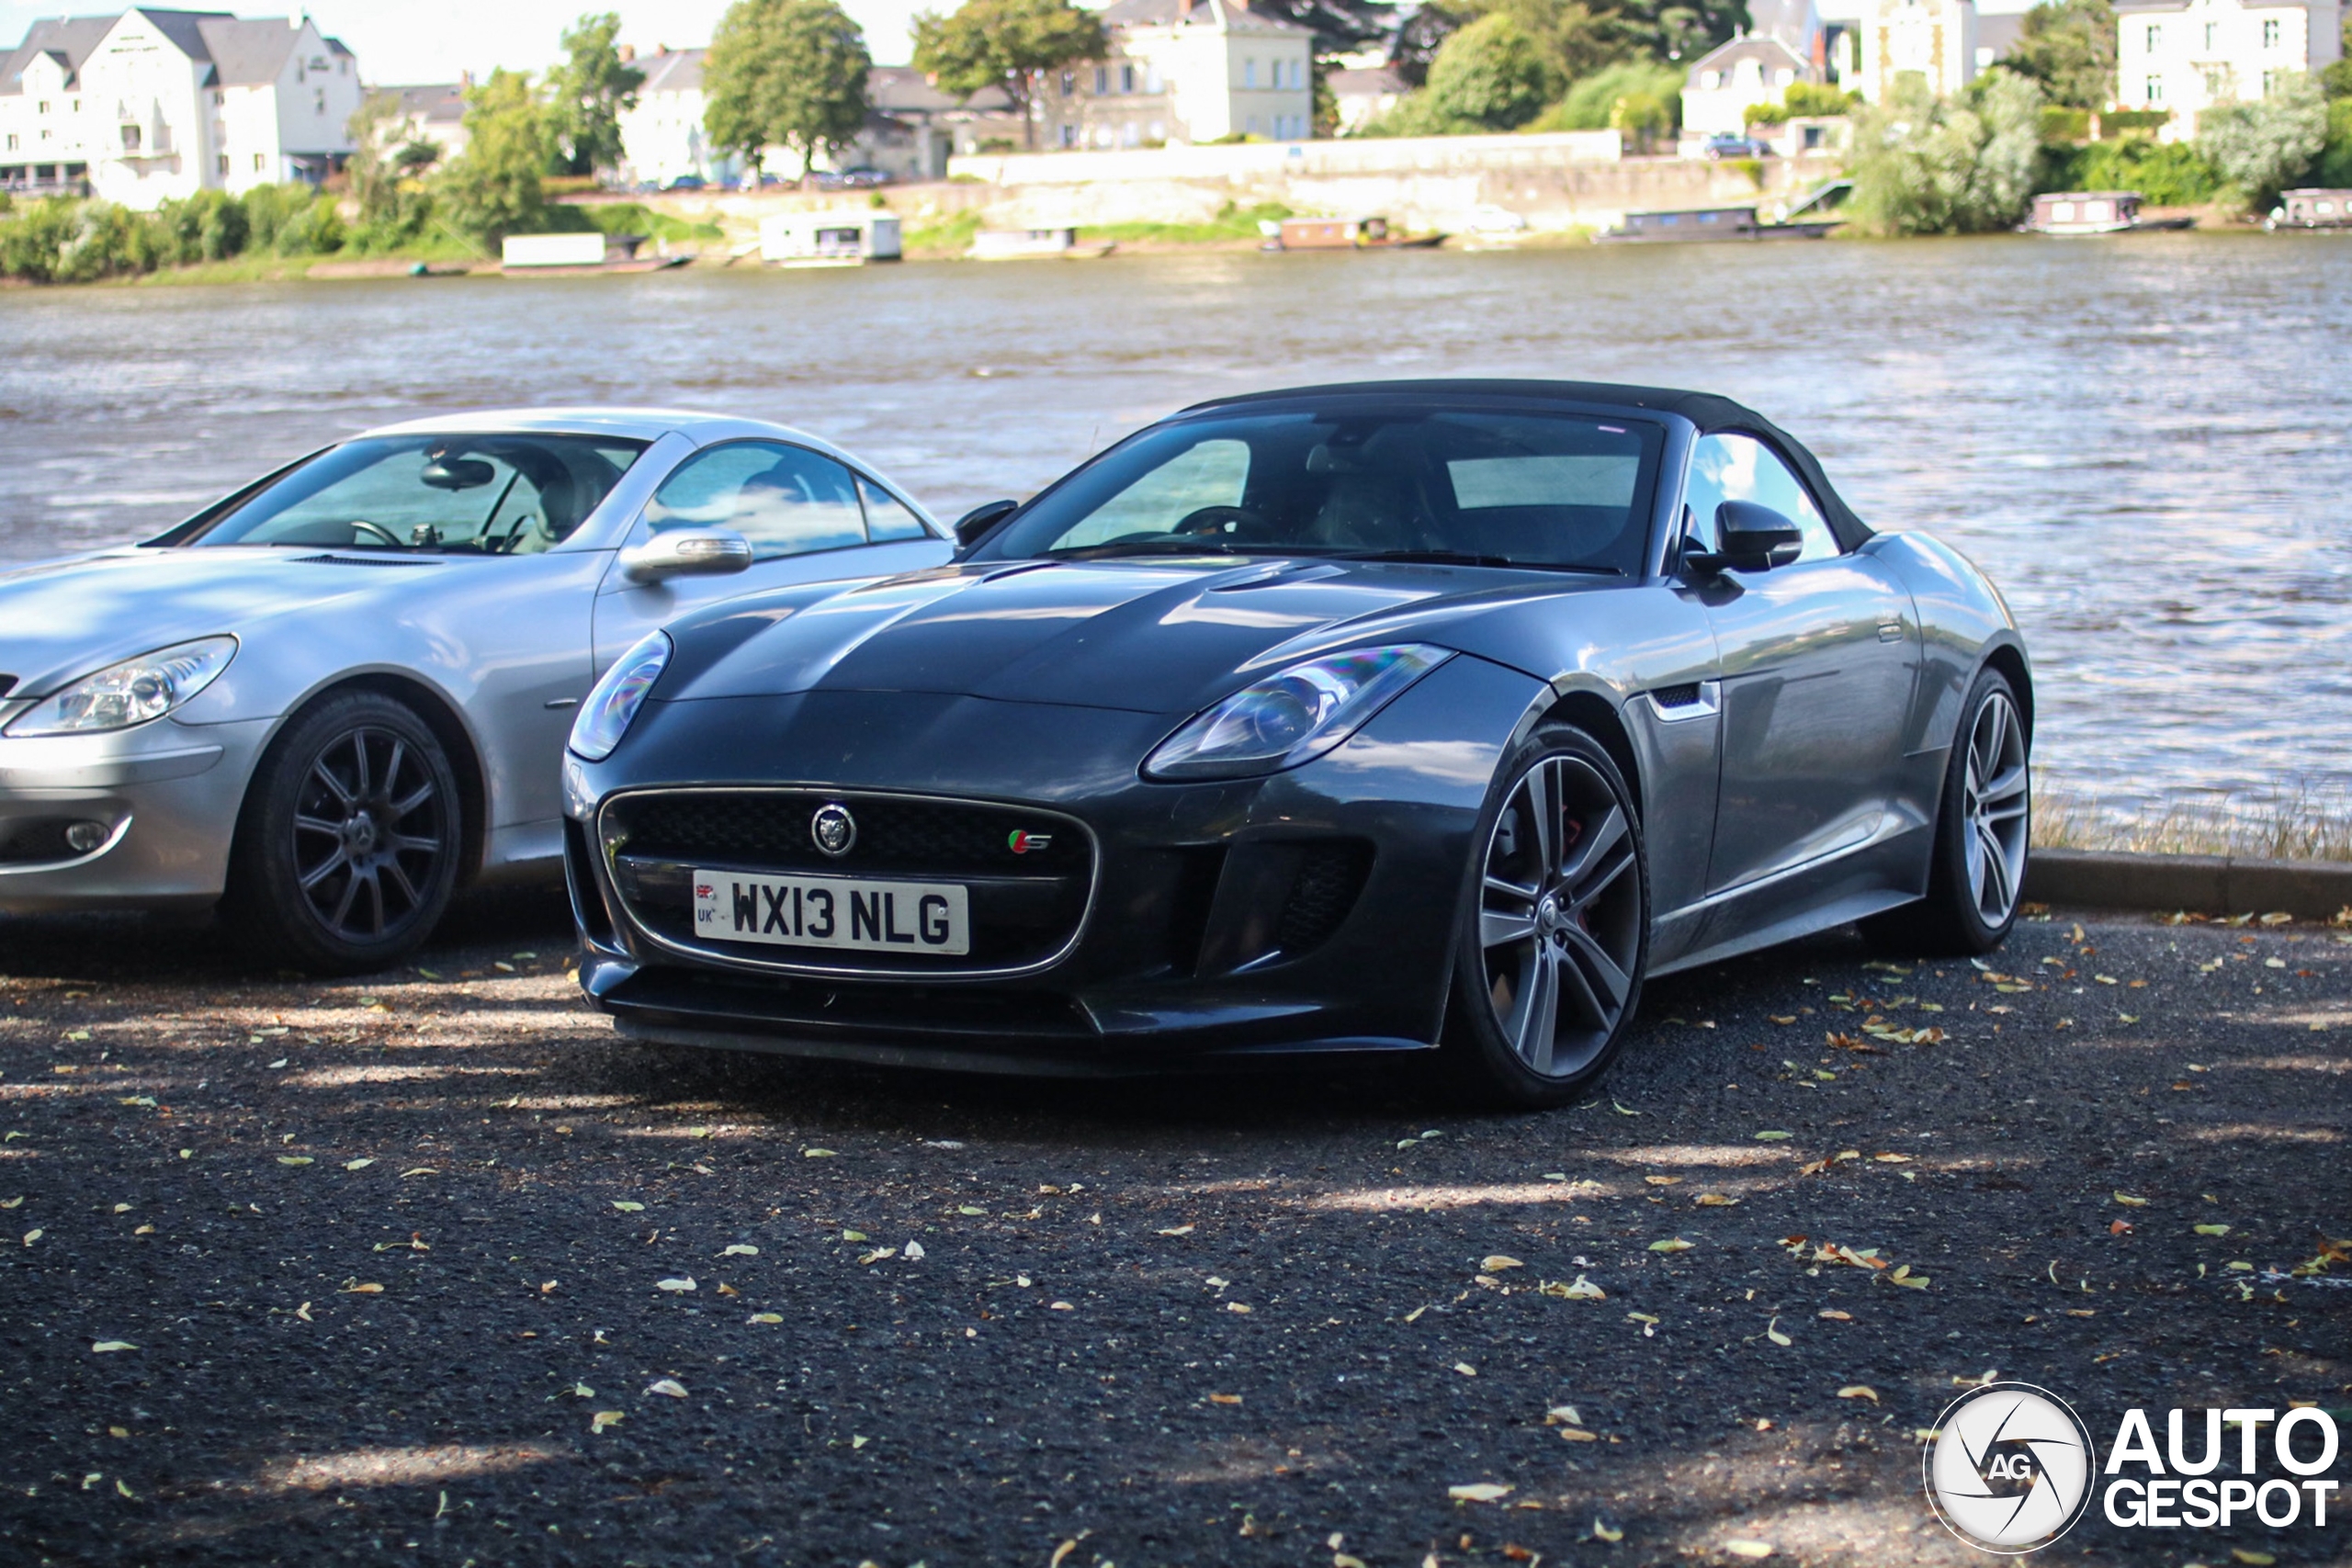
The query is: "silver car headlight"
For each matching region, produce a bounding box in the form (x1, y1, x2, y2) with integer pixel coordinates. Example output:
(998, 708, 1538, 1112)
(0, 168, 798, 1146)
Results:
(1144, 644, 1451, 782)
(569, 631, 672, 761)
(4, 636, 239, 738)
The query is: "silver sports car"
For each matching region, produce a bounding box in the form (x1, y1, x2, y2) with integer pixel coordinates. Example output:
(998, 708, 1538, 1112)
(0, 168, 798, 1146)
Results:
(0, 408, 951, 971)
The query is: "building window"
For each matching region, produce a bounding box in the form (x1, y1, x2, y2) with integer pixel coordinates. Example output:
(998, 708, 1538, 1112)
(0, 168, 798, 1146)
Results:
(315, 88, 326, 114)
(1059, 70, 1075, 95)
(217, 152, 228, 175)
(1244, 58, 1258, 88)
(1146, 66, 1162, 92)
(2144, 24, 2159, 51)
(1701, 69, 1720, 89)
(37, 100, 49, 114)
(254, 152, 266, 171)
(2262, 17, 2279, 46)
(2262, 68, 2278, 95)
(1121, 63, 1135, 93)
(1059, 123, 1077, 147)
(2146, 74, 2163, 100)
(120, 123, 141, 151)
(1093, 64, 1107, 94)
(4, 134, 14, 151)
(2203, 22, 2216, 49)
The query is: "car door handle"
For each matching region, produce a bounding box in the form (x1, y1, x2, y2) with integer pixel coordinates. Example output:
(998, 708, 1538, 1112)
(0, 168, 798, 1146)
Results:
(545, 697, 580, 709)
(1876, 621, 1905, 643)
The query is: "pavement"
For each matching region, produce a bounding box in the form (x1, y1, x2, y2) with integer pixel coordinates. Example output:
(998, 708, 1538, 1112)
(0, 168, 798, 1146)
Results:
(2, 890, 2347, 1567)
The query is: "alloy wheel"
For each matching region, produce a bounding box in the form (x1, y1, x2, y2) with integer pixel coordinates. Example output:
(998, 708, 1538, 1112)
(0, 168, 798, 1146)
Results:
(1962, 690, 2030, 928)
(1477, 753, 1643, 1077)
(290, 725, 448, 943)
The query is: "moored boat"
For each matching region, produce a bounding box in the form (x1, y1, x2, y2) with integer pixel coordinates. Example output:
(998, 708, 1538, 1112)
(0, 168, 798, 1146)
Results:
(2267, 188, 2352, 231)
(2021, 191, 2195, 235)
(1259, 215, 1445, 251)
(1594, 205, 1836, 243)
(499, 232, 687, 275)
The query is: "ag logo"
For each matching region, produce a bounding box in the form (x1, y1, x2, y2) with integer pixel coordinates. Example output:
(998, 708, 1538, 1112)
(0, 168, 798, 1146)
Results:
(1925, 1382, 2097, 1553)
(810, 803, 857, 858)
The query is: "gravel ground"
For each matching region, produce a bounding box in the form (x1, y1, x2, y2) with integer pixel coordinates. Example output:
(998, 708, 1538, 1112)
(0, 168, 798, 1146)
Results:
(2, 893, 2347, 1568)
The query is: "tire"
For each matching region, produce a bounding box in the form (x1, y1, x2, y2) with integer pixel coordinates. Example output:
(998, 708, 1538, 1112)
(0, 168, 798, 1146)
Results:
(222, 691, 464, 975)
(1862, 666, 2030, 956)
(1440, 724, 1650, 1109)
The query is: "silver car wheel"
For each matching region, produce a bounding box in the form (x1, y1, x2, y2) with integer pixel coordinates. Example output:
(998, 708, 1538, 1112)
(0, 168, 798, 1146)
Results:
(1477, 753, 1643, 1077)
(1962, 690, 2030, 928)
(291, 726, 449, 943)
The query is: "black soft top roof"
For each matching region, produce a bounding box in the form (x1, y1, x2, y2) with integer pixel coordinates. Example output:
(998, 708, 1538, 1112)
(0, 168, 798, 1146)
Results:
(1184, 378, 1872, 549)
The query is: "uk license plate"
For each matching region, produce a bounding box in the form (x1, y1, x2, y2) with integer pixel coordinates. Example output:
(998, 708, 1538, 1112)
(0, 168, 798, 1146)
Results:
(693, 871, 970, 956)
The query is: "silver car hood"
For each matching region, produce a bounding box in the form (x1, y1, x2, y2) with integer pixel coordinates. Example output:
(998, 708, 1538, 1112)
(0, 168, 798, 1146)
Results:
(0, 547, 466, 697)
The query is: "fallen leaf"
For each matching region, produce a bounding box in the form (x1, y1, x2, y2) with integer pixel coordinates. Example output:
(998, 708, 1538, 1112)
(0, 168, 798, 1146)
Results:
(1556, 1426, 1599, 1442)
(2109, 1220, 2134, 1236)
(1157, 1224, 1195, 1235)
(1643, 1175, 1681, 1186)
(646, 1378, 688, 1398)
(611, 1201, 646, 1213)
(591, 1411, 624, 1433)
(398, 1168, 437, 1179)
(802, 1148, 837, 1158)
(1208, 1393, 1242, 1405)
(1753, 1130, 1792, 1142)
(91, 1340, 137, 1354)
(1448, 1483, 1513, 1503)
(1838, 1385, 1880, 1403)
(749, 1312, 783, 1325)
(857, 1247, 899, 1265)
(1695, 1192, 1740, 1207)
(1818, 1309, 1852, 1321)
(1226, 1302, 1250, 1314)
(655, 1276, 697, 1292)
(1480, 1255, 1525, 1271)
(1724, 1542, 1774, 1560)
(841, 1229, 867, 1242)
(2195, 1224, 2232, 1237)
(2114, 1192, 2149, 1207)
(1766, 1317, 1792, 1347)
(342, 1158, 374, 1171)
(1049, 1540, 1079, 1568)
(2233, 1551, 2278, 1565)
(1050, 1300, 1075, 1311)
(276, 1156, 313, 1167)
(1540, 1274, 1606, 1301)
(1453, 1361, 1477, 1376)
(1648, 1237, 1694, 1253)
(956, 1204, 986, 1216)
(1544, 1404, 1583, 1425)
(295, 1302, 312, 1321)
(1592, 1518, 1624, 1542)
(342, 1282, 383, 1294)
(720, 1243, 758, 1257)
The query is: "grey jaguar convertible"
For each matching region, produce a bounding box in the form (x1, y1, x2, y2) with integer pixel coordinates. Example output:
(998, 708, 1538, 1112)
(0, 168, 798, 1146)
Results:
(563, 380, 2031, 1103)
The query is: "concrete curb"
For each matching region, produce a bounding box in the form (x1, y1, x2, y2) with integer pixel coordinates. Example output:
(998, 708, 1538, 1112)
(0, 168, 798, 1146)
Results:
(2025, 848, 2352, 920)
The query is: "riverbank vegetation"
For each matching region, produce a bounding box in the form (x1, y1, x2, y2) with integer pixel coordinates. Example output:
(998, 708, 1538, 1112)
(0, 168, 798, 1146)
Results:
(2036, 782, 2352, 863)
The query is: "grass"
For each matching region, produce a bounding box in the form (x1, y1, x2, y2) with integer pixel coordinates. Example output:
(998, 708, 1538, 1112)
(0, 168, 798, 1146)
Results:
(1081, 201, 1291, 248)
(2034, 778, 2352, 863)
(901, 209, 983, 259)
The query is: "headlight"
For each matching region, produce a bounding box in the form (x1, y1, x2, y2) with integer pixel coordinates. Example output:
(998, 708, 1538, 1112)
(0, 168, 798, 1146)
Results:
(569, 631, 672, 761)
(1144, 644, 1450, 781)
(4, 637, 239, 737)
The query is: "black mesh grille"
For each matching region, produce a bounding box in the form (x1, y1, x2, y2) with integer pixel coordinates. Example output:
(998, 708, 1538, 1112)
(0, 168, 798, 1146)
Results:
(0, 820, 81, 865)
(1651, 682, 1702, 709)
(602, 790, 1092, 976)
(1275, 841, 1373, 954)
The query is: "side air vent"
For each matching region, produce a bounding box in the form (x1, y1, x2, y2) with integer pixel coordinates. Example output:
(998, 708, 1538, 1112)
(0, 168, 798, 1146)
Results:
(293, 554, 442, 568)
(1275, 840, 1374, 954)
(1651, 682, 1702, 708)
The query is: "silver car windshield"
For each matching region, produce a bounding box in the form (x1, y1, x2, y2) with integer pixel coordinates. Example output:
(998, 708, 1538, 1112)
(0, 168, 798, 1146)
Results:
(979, 408, 1663, 575)
(186, 434, 648, 554)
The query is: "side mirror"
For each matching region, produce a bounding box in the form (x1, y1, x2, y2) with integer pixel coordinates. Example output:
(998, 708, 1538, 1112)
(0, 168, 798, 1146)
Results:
(1686, 500, 1802, 575)
(618, 527, 753, 585)
(952, 498, 1020, 551)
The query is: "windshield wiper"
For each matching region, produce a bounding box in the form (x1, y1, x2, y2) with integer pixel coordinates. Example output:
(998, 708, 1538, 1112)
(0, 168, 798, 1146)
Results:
(1336, 549, 1622, 575)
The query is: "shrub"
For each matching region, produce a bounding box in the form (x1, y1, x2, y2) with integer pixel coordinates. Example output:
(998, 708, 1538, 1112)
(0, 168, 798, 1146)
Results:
(2196, 71, 2327, 208)
(2313, 97, 2352, 186)
(1847, 69, 2046, 234)
(1529, 60, 1685, 133)
(2059, 133, 2218, 206)
(1424, 14, 1555, 131)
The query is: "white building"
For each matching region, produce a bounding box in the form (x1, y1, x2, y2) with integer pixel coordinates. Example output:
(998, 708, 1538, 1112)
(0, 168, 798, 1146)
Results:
(2112, 0, 2342, 137)
(1327, 65, 1406, 133)
(1681, 36, 1819, 134)
(615, 47, 730, 186)
(1039, 0, 1315, 150)
(0, 7, 361, 207)
(376, 81, 468, 168)
(1850, 0, 1981, 102)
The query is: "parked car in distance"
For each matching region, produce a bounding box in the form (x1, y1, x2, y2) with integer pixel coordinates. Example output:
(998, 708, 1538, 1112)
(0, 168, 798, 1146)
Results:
(1704, 133, 1770, 159)
(0, 409, 951, 973)
(660, 174, 707, 192)
(562, 379, 2030, 1106)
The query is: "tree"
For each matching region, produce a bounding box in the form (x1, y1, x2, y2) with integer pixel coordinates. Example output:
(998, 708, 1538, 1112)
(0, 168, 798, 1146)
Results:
(912, 0, 1105, 150)
(706, 0, 873, 175)
(345, 90, 407, 225)
(436, 69, 554, 245)
(1847, 69, 2045, 234)
(1999, 0, 2116, 111)
(2196, 71, 2326, 207)
(548, 12, 646, 175)
(1530, 58, 1684, 130)
(1425, 14, 1557, 129)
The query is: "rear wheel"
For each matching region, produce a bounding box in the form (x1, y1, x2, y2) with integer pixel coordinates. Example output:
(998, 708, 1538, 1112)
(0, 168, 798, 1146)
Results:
(1442, 725, 1649, 1108)
(223, 691, 462, 975)
(1864, 666, 2030, 955)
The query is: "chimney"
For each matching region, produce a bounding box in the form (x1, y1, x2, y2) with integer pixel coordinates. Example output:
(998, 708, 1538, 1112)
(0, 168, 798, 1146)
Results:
(1227, 0, 1248, 9)
(1179, 0, 1193, 15)
(619, 43, 635, 62)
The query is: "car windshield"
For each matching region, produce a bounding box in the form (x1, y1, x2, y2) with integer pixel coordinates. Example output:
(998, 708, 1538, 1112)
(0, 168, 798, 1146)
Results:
(185, 434, 648, 554)
(977, 406, 1663, 575)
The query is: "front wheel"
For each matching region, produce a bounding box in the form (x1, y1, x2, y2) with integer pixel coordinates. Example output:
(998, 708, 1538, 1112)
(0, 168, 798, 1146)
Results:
(1864, 666, 2030, 955)
(1441, 725, 1650, 1108)
(223, 691, 463, 975)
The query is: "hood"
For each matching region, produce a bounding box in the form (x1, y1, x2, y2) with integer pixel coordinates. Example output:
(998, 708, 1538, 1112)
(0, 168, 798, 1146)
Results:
(0, 547, 458, 696)
(673, 558, 1602, 716)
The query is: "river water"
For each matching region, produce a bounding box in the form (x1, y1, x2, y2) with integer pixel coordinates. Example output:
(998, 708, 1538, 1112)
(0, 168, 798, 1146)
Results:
(3, 233, 2347, 819)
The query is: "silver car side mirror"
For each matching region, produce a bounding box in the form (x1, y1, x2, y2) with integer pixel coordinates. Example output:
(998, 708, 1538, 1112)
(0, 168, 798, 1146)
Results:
(618, 527, 754, 585)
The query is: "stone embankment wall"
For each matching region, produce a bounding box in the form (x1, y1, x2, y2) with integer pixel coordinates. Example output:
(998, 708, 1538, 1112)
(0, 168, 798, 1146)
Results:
(617, 133, 1848, 248)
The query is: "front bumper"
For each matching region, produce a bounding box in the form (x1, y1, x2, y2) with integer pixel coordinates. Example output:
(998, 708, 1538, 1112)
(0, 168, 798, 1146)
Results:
(566, 655, 1549, 1070)
(0, 716, 272, 911)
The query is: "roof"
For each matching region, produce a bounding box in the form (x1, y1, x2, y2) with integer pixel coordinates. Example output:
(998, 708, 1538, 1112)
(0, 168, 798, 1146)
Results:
(0, 15, 115, 96)
(1327, 66, 1408, 96)
(383, 82, 466, 125)
(636, 48, 705, 96)
(359, 407, 844, 455)
(1686, 34, 1811, 85)
(1104, 0, 1317, 38)
(1976, 12, 2024, 56)
(191, 14, 305, 85)
(867, 63, 1013, 115)
(1180, 379, 1874, 547)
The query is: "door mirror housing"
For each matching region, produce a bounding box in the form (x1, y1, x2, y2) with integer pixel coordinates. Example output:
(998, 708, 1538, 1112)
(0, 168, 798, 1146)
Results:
(952, 498, 1020, 552)
(1685, 500, 1802, 575)
(618, 526, 754, 584)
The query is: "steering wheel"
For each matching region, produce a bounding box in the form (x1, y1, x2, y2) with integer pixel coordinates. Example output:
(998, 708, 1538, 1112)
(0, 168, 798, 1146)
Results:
(1172, 505, 1269, 539)
(347, 520, 404, 547)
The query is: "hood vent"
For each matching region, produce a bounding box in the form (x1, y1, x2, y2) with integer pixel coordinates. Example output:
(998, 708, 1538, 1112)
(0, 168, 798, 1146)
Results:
(0, 675, 15, 699)
(293, 553, 441, 568)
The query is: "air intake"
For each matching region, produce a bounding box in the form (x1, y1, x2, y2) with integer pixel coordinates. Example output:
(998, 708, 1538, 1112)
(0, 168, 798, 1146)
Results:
(293, 554, 440, 568)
